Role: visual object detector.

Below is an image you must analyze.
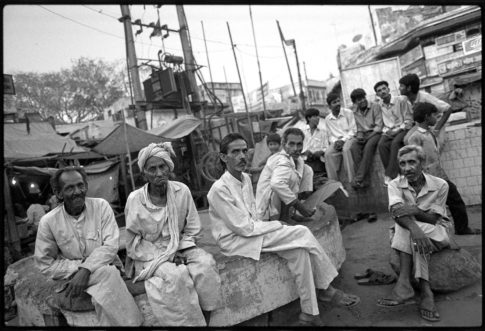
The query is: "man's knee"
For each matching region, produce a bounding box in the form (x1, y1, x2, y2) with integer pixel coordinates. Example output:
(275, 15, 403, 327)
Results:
(157, 263, 191, 286)
(91, 265, 119, 279)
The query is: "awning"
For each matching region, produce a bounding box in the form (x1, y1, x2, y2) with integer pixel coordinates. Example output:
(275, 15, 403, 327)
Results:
(148, 115, 202, 139)
(93, 122, 168, 156)
(450, 71, 482, 86)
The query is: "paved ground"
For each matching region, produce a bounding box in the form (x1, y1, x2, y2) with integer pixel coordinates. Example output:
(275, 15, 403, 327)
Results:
(242, 205, 482, 327)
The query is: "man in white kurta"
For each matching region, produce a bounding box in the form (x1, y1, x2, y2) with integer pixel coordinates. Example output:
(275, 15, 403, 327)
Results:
(125, 143, 220, 326)
(35, 167, 143, 326)
(208, 133, 360, 326)
(256, 127, 314, 221)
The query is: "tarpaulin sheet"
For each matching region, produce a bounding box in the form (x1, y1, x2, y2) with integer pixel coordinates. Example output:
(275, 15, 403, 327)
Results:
(86, 163, 120, 204)
(93, 123, 168, 156)
(148, 115, 202, 139)
(4, 122, 86, 160)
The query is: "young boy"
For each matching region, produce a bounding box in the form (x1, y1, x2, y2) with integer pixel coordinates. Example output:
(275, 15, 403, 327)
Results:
(245, 133, 282, 186)
(406, 102, 480, 235)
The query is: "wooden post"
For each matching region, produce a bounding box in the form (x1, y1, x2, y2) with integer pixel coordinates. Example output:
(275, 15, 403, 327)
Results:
(4, 169, 21, 258)
(119, 155, 131, 201)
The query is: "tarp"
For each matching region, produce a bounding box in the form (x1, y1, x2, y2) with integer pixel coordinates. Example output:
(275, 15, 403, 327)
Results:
(93, 122, 168, 156)
(84, 160, 120, 203)
(4, 122, 87, 160)
(148, 115, 202, 139)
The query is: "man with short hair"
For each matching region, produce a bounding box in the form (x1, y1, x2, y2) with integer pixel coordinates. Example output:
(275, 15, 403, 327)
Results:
(348, 88, 383, 189)
(301, 108, 328, 175)
(35, 166, 143, 326)
(377, 145, 452, 322)
(406, 102, 480, 235)
(208, 133, 360, 326)
(256, 127, 315, 222)
(374, 80, 413, 185)
(324, 92, 357, 183)
(124, 143, 221, 326)
(398, 73, 452, 146)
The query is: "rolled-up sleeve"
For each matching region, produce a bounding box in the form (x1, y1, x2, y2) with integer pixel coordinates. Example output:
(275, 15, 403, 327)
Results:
(388, 180, 405, 211)
(34, 217, 81, 280)
(80, 201, 119, 273)
(270, 159, 297, 204)
(178, 186, 201, 250)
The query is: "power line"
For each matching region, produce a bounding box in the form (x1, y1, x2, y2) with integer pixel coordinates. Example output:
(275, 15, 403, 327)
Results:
(82, 5, 119, 20)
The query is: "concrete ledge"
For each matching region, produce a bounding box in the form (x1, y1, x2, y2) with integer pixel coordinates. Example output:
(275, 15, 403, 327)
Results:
(9, 203, 345, 327)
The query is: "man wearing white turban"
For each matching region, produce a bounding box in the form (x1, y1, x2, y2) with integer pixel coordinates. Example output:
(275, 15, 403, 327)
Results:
(125, 143, 221, 326)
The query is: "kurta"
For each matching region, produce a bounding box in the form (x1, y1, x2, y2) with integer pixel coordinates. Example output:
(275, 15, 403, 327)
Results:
(35, 197, 143, 326)
(125, 181, 221, 326)
(255, 150, 313, 221)
(208, 171, 338, 316)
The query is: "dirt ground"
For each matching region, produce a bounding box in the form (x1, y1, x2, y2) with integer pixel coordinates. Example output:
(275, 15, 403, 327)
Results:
(246, 205, 482, 327)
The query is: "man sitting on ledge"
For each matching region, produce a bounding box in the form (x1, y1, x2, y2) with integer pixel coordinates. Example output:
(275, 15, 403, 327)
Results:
(208, 133, 360, 326)
(124, 142, 221, 326)
(256, 127, 315, 222)
(378, 145, 454, 322)
(34, 166, 143, 326)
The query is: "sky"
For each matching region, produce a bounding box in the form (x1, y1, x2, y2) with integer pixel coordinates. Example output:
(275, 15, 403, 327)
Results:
(3, 4, 408, 92)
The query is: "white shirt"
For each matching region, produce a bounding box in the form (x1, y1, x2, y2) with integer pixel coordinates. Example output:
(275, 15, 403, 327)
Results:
(302, 124, 328, 156)
(324, 108, 357, 144)
(379, 95, 413, 133)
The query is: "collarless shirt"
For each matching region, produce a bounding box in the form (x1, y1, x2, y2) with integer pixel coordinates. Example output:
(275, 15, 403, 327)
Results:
(324, 107, 356, 144)
(352, 101, 383, 133)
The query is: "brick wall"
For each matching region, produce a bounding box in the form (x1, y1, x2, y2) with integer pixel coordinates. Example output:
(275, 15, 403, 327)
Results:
(441, 121, 482, 206)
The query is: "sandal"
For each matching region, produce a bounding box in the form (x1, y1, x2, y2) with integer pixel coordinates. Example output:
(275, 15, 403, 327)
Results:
(419, 307, 440, 322)
(319, 289, 360, 307)
(354, 268, 374, 280)
(377, 297, 416, 307)
(357, 271, 396, 285)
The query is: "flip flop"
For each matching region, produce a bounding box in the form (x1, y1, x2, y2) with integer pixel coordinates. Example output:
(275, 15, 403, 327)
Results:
(419, 307, 440, 322)
(319, 289, 360, 307)
(357, 271, 396, 285)
(354, 268, 374, 280)
(377, 297, 416, 307)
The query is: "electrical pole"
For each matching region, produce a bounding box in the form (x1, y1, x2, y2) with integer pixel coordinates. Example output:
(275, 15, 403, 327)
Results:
(276, 20, 297, 97)
(292, 39, 306, 111)
(368, 5, 378, 46)
(227, 21, 255, 147)
(223, 66, 234, 112)
(201, 20, 216, 110)
(176, 5, 202, 114)
(119, 5, 147, 130)
(249, 6, 266, 112)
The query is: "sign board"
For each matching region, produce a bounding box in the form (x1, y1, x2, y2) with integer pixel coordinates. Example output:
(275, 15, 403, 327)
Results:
(4, 74, 15, 95)
(462, 35, 482, 55)
(435, 30, 466, 48)
(340, 57, 401, 108)
(402, 58, 427, 79)
(400, 45, 424, 68)
(438, 52, 482, 76)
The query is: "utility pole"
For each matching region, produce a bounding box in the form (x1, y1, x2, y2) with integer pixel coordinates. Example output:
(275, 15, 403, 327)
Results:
(201, 21, 216, 110)
(227, 22, 255, 147)
(119, 5, 147, 130)
(176, 5, 202, 114)
(223, 66, 234, 112)
(368, 5, 378, 46)
(249, 6, 267, 112)
(292, 39, 306, 111)
(303, 61, 309, 82)
(276, 20, 297, 97)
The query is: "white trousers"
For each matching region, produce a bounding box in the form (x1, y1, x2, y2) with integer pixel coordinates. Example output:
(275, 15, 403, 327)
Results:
(261, 224, 338, 315)
(391, 221, 450, 281)
(86, 265, 143, 326)
(143, 247, 221, 326)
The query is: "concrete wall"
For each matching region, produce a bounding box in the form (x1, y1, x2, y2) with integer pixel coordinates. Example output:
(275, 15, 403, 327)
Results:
(441, 121, 482, 206)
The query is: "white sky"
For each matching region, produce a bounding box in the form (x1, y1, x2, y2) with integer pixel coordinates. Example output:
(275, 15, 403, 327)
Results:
(3, 4, 408, 92)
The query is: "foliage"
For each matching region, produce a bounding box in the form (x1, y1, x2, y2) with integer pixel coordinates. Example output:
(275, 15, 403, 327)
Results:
(13, 57, 128, 123)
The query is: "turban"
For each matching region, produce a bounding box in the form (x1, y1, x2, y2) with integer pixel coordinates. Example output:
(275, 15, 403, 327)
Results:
(137, 142, 175, 172)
